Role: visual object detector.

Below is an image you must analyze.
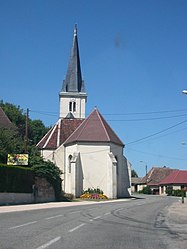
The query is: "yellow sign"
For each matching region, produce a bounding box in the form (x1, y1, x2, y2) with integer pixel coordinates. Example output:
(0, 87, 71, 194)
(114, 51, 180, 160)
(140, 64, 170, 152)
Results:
(7, 154, 28, 166)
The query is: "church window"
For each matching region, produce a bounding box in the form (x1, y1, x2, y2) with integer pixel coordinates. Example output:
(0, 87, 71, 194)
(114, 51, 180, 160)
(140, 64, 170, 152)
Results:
(68, 155, 72, 173)
(115, 156, 118, 175)
(69, 102, 72, 112)
(69, 101, 76, 112)
(73, 102, 76, 112)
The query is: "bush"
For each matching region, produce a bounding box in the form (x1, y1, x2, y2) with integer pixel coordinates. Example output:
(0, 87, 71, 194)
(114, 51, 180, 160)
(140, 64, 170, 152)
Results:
(31, 160, 62, 201)
(139, 186, 152, 194)
(82, 187, 104, 194)
(60, 192, 74, 201)
(166, 187, 186, 197)
(0, 164, 34, 193)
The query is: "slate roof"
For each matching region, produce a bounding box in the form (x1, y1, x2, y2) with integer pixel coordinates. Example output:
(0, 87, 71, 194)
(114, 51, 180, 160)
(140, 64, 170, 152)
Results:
(64, 108, 124, 146)
(61, 24, 86, 93)
(142, 167, 176, 186)
(0, 107, 15, 129)
(37, 118, 84, 150)
(159, 170, 187, 185)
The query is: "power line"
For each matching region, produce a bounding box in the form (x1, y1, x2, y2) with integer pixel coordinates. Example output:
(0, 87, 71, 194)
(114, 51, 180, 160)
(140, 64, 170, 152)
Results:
(126, 147, 187, 162)
(29, 109, 187, 121)
(126, 119, 187, 145)
(103, 108, 187, 116)
(107, 113, 187, 121)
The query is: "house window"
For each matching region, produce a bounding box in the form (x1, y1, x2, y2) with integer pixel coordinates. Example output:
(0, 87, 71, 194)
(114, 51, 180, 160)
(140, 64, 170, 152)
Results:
(68, 155, 72, 173)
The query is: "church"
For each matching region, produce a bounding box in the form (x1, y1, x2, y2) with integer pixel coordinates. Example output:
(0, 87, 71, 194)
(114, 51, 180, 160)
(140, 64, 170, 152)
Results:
(37, 25, 131, 198)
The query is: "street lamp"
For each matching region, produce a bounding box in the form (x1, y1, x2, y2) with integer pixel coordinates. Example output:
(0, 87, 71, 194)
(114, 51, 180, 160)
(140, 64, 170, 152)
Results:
(139, 161, 148, 183)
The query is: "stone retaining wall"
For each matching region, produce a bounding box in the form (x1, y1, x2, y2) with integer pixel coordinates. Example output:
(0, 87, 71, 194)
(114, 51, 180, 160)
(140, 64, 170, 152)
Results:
(0, 177, 55, 205)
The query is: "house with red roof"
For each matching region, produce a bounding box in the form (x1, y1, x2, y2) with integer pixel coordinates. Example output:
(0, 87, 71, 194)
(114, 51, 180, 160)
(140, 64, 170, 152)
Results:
(37, 26, 131, 198)
(159, 170, 187, 195)
(139, 166, 176, 194)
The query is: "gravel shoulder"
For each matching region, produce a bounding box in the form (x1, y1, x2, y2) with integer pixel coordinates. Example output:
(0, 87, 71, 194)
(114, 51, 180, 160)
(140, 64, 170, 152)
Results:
(166, 197, 187, 249)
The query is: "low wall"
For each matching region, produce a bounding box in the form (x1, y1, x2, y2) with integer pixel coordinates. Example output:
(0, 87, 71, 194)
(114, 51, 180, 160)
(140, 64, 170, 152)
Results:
(0, 193, 34, 205)
(0, 177, 55, 205)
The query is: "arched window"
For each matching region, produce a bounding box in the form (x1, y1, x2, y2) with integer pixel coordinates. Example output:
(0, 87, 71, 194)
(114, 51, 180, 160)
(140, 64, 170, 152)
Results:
(115, 156, 118, 175)
(69, 102, 72, 112)
(73, 102, 76, 112)
(69, 101, 76, 112)
(68, 155, 72, 173)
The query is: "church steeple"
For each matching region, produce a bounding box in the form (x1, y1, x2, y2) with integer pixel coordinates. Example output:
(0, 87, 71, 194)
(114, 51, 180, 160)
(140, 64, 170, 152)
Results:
(59, 25, 87, 119)
(62, 24, 86, 93)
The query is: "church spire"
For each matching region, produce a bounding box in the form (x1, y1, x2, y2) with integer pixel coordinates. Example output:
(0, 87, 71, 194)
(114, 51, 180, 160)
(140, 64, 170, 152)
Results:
(59, 25, 87, 119)
(61, 24, 86, 93)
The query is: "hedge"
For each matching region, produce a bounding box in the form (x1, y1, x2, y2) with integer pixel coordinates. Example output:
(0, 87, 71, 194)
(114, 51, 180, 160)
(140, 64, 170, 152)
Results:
(0, 164, 34, 193)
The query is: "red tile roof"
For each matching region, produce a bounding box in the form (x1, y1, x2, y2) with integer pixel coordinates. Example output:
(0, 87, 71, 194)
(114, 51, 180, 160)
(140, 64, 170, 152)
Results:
(141, 167, 175, 185)
(64, 108, 124, 146)
(37, 118, 83, 150)
(159, 170, 187, 185)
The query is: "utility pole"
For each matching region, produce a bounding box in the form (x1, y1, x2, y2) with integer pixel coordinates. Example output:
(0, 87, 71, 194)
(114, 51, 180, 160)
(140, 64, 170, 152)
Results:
(24, 108, 29, 154)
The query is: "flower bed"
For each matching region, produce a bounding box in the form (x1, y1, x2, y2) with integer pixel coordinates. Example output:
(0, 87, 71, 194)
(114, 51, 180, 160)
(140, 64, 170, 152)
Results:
(80, 193, 108, 200)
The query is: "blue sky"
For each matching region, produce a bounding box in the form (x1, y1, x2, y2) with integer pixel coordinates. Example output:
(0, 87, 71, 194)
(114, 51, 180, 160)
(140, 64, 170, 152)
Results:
(1, 0, 187, 176)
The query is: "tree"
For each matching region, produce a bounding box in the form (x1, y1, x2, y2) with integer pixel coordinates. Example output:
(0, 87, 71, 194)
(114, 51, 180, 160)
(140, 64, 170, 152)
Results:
(0, 100, 49, 146)
(30, 158, 62, 200)
(131, 169, 138, 177)
(0, 101, 49, 162)
(0, 128, 24, 163)
(0, 101, 26, 138)
(0, 100, 62, 200)
(28, 119, 49, 146)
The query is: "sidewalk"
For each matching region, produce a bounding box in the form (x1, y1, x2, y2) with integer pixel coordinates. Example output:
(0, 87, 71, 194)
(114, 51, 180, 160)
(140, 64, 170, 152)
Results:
(166, 197, 187, 249)
(0, 198, 130, 214)
(167, 197, 187, 223)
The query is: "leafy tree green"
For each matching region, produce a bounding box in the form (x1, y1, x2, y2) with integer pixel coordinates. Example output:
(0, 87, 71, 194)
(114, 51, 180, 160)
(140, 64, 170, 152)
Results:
(0, 100, 62, 200)
(28, 119, 49, 146)
(0, 101, 26, 138)
(31, 159, 62, 200)
(0, 100, 49, 147)
(131, 169, 138, 177)
(0, 128, 24, 163)
(139, 186, 152, 194)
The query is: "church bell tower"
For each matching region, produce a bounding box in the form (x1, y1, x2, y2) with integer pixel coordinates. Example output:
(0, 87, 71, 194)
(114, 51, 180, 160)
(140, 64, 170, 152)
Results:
(59, 25, 87, 119)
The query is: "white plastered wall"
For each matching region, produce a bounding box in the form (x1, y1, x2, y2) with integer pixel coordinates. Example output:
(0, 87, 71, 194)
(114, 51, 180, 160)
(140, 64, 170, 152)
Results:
(110, 144, 131, 198)
(64, 143, 131, 198)
(59, 95, 86, 119)
(41, 145, 65, 188)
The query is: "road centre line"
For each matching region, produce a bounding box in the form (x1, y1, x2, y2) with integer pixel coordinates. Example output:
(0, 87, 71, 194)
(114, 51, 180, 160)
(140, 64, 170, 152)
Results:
(69, 210, 81, 214)
(45, 214, 63, 220)
(36, 236, 61, 249)
(9, 221, 37, 230)
(104, 212, 110, 216)
(93, 216, 101, 220)
(69, 223, 85, 232)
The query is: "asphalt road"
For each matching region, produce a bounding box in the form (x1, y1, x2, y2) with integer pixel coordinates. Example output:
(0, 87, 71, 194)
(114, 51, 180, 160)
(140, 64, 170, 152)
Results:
(0, 196, 185, 249)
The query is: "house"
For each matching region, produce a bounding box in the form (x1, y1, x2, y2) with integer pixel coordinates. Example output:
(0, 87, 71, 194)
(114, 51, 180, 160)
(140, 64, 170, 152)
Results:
(37, 25, 131, 199)
(135, 166, 175, 194)
(131, 177, 143, 193)
(159, 170, 187, 195)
